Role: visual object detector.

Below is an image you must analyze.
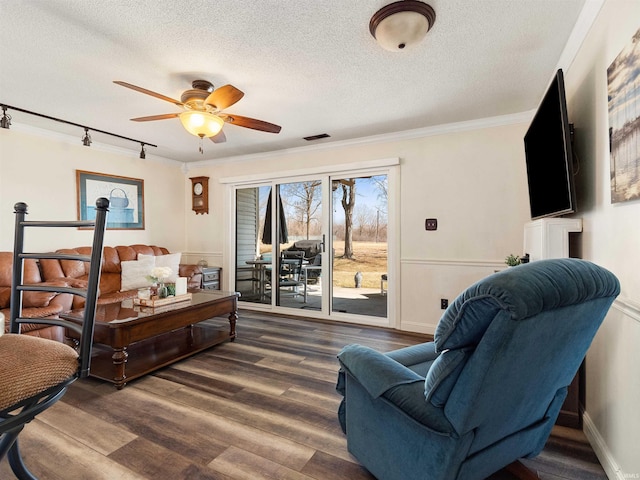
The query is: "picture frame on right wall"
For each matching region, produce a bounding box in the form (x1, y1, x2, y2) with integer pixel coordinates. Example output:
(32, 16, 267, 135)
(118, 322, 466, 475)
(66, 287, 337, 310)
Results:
(607, 26, 640, 204)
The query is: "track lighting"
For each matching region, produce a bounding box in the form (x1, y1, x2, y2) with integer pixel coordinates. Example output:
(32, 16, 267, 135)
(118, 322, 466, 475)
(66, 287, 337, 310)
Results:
(0, 106, 11, 129)
(0, 103, 156, 153)
(140, 143, 146, 159)
(82, 127, 92, 146)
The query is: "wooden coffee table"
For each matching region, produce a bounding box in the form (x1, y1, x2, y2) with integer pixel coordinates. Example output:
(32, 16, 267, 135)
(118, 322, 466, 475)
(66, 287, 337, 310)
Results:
(61, 290, 239, 389)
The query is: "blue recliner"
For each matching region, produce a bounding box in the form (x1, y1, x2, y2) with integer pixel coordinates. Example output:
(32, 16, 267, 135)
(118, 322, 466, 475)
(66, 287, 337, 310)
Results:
(337, 258, 619, 480)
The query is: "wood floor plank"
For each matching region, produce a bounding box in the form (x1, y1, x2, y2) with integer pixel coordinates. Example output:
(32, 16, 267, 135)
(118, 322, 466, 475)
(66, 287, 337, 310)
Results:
(1, 419, 145, 480)
(108, 436, 232, 480)
(208, 446, 313, 480)
(164, 383, 356, 463)
(301, 450, 376, 480)
(281, 385, 343, 413)
(36, 400, 138, 455)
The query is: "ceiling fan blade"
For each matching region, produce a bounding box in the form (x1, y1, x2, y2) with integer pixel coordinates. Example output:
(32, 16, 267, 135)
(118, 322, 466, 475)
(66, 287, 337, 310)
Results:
(205, 84, 244, 110)
(209, 130, 227, 144)
(221, 114, 281, 133)
(130, 113, 180, 122)
(114, 81, 183, 106)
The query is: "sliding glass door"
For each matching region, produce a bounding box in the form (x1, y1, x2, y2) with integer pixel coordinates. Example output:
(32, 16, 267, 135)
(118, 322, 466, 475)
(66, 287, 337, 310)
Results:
(233, 170, 390, 322)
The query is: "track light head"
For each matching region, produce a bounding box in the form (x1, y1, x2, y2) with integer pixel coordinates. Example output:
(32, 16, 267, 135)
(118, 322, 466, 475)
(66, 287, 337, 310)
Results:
(140, 143, 146, 159)
(1, 106, 11, 129)
(82, 127, 92, 146)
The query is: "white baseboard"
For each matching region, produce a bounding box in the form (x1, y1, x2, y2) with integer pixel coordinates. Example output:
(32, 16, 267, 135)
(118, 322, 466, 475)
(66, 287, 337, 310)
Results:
(583, 411, 624, 480)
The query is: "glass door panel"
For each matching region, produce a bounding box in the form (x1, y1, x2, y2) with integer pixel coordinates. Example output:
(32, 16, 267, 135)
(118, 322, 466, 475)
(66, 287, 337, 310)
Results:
(331, 175, 388, 318)
(235, 185, 271, 304)
(275, 180, 323, 310)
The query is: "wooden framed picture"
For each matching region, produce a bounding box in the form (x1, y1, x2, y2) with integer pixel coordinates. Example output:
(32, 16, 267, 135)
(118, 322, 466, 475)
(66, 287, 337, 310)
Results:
(76, 170, 145, 229)
(608, 27, 640, 204)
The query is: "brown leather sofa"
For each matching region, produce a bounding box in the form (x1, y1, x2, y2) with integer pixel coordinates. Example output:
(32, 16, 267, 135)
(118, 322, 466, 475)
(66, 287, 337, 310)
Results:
(1, 245, 203, 341)
(0, 252, 73, 342)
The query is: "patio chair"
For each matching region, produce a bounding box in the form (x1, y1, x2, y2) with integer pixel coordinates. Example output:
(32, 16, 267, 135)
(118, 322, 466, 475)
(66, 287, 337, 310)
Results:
(0, 198, 108, 479)
(337, 258, 619, 480)
(278, 251, 306, 300)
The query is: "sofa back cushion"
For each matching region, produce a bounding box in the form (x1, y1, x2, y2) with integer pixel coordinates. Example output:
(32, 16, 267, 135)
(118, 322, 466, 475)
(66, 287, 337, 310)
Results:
(39, 245, 174, 295)
(0, 253, 42, 286)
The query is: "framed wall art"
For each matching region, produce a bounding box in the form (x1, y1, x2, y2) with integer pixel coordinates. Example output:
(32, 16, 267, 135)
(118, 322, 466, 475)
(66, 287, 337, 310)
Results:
(608, 27, 640, 204)
(76, 170, 145, 229)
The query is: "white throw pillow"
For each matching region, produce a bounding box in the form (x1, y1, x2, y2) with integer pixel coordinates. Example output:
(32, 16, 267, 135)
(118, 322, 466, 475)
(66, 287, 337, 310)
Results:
(138, 252, 181, 283)
(120, 256, 156, 291)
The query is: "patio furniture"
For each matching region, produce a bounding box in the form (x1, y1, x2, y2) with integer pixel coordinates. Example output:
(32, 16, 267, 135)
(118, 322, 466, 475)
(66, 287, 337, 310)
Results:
(381, 273, 388, 295)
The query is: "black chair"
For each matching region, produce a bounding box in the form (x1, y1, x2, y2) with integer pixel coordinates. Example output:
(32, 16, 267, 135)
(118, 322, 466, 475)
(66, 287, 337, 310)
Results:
(278, 251, 306, 299)
(0, 198, 108, 479)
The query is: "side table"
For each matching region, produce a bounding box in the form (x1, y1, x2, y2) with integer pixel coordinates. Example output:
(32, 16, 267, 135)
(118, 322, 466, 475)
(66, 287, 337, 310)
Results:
(202, 266, 221, 290)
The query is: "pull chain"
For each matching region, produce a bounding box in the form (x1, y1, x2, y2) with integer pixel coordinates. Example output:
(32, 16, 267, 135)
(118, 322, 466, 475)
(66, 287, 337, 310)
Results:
(198, 135, 204, 155)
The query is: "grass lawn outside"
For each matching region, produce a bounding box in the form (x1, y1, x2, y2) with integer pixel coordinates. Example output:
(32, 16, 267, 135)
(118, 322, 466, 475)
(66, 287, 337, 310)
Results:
(332, 241, 387, 289)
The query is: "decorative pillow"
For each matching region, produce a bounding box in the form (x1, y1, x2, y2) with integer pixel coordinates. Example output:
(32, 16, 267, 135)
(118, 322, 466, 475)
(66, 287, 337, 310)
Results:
(424, 347, 474, 407)
(120, 256, 156, 291)
(138, 252, 181, 283)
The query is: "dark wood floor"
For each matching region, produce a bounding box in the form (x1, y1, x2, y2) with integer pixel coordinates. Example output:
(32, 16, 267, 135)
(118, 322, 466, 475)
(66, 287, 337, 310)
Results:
(1, 311, 607, 479)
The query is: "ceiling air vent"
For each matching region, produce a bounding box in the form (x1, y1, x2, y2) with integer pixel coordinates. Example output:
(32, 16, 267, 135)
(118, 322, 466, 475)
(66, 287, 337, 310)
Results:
(303, 133, 331, 141)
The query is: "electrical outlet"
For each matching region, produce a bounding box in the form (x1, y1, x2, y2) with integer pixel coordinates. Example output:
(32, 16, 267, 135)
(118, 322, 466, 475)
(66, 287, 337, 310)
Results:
(441, 298, 449, 309)
(425, 218, 438, 231)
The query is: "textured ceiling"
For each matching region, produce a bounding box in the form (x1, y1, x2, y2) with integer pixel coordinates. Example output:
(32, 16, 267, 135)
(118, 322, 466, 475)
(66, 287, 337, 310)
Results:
(0, 0, 589, 163)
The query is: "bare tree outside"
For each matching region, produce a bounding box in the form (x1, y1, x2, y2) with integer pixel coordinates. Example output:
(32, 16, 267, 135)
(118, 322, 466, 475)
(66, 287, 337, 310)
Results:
(340, 179, 356, 259)
(281, 180, 321, 239)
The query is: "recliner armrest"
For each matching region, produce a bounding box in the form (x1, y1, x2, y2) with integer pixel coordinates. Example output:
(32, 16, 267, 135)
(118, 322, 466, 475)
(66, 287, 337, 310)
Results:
(338, 344, 456, 436)
(338, 344, 423, 398)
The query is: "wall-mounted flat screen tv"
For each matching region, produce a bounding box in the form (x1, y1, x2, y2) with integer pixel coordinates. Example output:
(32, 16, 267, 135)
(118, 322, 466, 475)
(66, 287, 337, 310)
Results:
(524, 69, 576, 220)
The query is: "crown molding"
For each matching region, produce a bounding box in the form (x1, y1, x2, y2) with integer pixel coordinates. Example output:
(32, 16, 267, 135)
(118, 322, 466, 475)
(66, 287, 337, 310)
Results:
(556, 0, 605, 72)
(184, 110, 533, 171)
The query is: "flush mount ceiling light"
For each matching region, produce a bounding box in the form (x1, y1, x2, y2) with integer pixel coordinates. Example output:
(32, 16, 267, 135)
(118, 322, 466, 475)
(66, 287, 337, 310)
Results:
(369, 0, 436, 51)
(179, 110, 224, 138)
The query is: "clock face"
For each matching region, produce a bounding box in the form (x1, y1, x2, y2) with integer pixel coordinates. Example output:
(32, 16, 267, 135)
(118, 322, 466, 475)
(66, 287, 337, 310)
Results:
(194, 182, 203, 196)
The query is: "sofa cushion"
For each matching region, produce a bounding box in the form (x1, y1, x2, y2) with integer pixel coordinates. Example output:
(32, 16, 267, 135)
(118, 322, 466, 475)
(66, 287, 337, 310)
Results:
(138, 252, 181, 283)
(0, 287, 9, 308)
(22, 290, 57, 308)
(120, 256, 156, 291)
(18, 304, 65, 319)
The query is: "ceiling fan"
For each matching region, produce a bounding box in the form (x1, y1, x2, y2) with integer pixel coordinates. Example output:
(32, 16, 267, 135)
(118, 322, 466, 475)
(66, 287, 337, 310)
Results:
(113, 79, 281, 145)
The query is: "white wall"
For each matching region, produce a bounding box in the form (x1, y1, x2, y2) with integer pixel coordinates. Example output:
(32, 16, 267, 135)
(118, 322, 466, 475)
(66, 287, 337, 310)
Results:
(184, 120, 531, 332)
(0, 128, 187, 253)
(563, 1, 640, 477)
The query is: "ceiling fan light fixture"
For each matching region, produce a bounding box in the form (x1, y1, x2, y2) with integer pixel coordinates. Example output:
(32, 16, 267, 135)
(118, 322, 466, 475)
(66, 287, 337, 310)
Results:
(179, 111, 224, 138)
(370, 1, 436, 52)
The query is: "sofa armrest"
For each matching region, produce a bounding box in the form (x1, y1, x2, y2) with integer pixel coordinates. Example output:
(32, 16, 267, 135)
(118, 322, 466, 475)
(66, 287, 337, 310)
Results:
(179, 264, 203, 289)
